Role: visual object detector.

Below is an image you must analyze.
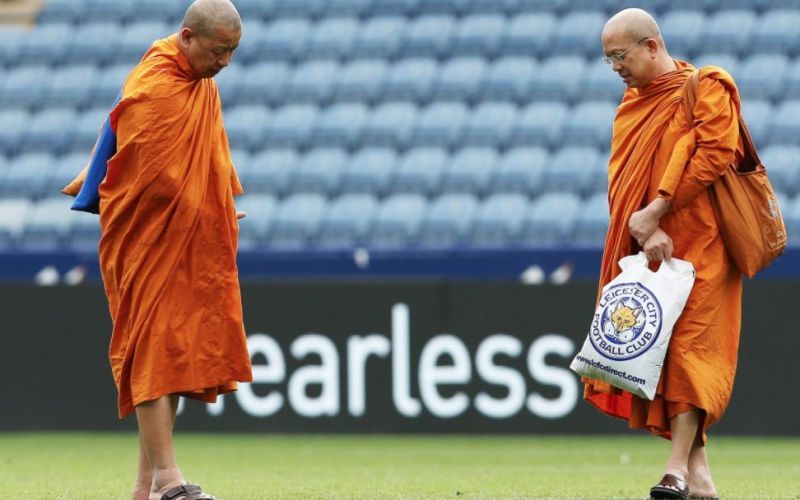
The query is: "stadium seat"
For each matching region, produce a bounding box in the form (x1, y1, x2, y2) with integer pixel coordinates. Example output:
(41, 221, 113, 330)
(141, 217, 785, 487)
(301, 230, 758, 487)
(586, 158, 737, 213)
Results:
(440, 147, 498, 196)
(736, 55, 789, 101)
(403, 15, 456, 58)
(491, 147, 548, 196)
(368, 194, 427, 248)
(354, 16, 407, 59)
(451, 14, 506, 58)
(752, 10, 800, 56)
(544, 146, 601, 196)
(118, 22, 172, 63)
(510, 101, 568, 148)
(660, 11, 706, 58)
(246, 149, 299, 196)
(268, 193, 328, 249)
(383, 58, 439, 103)
(692, 53, 739, 75)
(90, 64, 130, 108)
(562, 101, 617, 148)
(49, 152, 89, 196)
(316, 193, 378, 248)
(470, 0, 510, 14)
(417, 0, 470, 15)
(325, 0, 372, 17)
(69, 210, 102, 250)
(213, 62, 244, 105)
(520, 192, 581, 246)
(232, 20, 267, 63)
(582, 59, 625, 103)
(393, 147, 448, 195)
(292, 148, 348, 195)
(470, 193, 529, 247)
(274, 0, 325, 19)
(573, 192, 610, 247)
(0, 26, 26, 67)
(433, 57, 487, 102)
(761, 146, 800, 196)
(67, 22, 121, 64)
(312, 103, 369, 149)
(238, 62, 290, 106)
(482, 56, 538, 103)
(502, 13, 556, 57)
(235, 194, 279, 249)
(20, 109, 78, 155)
(413, 102, 469, 148)
(20, 22, 71, 64)
(341, 148, 398, 196)
(369, 0, 420, 16)
(333, 59, 389, 104)
(307, 18, 359, 59)
(552, 11, 605, 57)
(418, 193, 480, 248)
(38, 0, 86, 23)
(0, 153, 55, 199)
(0, 110, 29, 153)
(229, 149, 251, 189)
(786, 195, 800, 244)
(0, 65, 50, 109)
(0, 198, 33, 248)
(83, 0, 134, 23)
(515, 0, 567, 15)
(768, 100, 800, 145)
(285, 60, 339, 104)
(134, 0, 187, 23)
(223, 106, 271, 151)
(234, 0, 279, 20)
(362, 102, 419, 149)
(702, 10, 756, 56)
(262, 18, 312, 61)
(462, 102, 518, 148)
(21, 197, 80, 247)
(264, 104, 319, 149)
(43, 65, 100, 108)
(533, 56, 586, 103)
(740, 100, 772, 149)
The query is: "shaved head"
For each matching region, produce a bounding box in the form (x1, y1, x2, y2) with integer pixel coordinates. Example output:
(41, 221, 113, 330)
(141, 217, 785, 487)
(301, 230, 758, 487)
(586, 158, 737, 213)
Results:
(603, 8, 663, 47)
(181, 0, 242, 37)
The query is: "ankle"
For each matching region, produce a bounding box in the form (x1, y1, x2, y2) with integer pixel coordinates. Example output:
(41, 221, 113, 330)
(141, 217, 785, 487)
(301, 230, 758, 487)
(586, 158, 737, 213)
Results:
(150, 467, 184, 493)
(664, 466, 689, 481)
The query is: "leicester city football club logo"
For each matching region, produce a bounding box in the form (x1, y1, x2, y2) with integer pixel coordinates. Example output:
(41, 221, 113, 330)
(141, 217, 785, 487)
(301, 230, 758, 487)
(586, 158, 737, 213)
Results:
(590, 282, 662, 361)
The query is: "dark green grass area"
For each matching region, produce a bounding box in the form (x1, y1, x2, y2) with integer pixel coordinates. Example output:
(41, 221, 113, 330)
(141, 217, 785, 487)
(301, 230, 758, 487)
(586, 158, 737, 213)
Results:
(0, 433, 798, 499)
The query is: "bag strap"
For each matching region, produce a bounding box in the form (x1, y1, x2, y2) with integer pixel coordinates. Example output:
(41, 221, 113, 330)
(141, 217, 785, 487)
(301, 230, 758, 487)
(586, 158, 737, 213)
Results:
(682, 69, 762, 172)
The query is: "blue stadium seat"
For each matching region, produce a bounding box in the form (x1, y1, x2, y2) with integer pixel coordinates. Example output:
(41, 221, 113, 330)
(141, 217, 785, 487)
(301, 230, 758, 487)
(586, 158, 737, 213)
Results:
(213, 62, 244, 105)
(482, 56, 537, 103)
(274, 0, 325, 19)
(20, 22, 71, 63)
(440, 147, 497, 196)
(383, 58, 438, 103)
(326, 0, 372, 17)
(234, 0, 279, 20)
(238, 62, 290, 106)
(588, 151, 610, 195)
(515, 0, 567, 14)
(233, 20, 267, 64)
(1, 153, 55, 199)
(573, 192, 609, 247)
(0, 110, 29, 153)
(246, 149, 299, 196)
(118, 22, 172, 63)
(768, 100, 800, 145)
(417, 0, 470, 15)
(313, 103, 369, 149)
(90, 64, 130, 108)
(661, 11, 706, 58)
(510, 102, 568, 148)
(21, 197, 78, 248)
(67, 22, 121, 64)
(83, 0, 134, 23)
(341, 148, 398, 196)
(462, 102, 517, 148)
(418, 193, 479, 248)
(393, 147, 448, 195)
(470, 0, 511, 14)
(264, 104, 319, 148)
(761, 146, 800, 196)
(533, 56, 586, 103)
(433, 57, 487, 102)
(0, 26, 26, 67)
(582, 59, 625, 103)
(229, 149, 251, 190)
(316, 193, 378, 248)
(262, 18, 312, 61)
(785, 59, 800, 99)
(333, 59, 389, 103)
(0, 65, 50, 109)
(0, 198, 33, 248)
(43, 65, 99, 108)
(692, 53, 739, 75)
(563, 101, 617, 148)
(413, 102, 469, 148)
(403, 15, 456, 58)
(452, 14, 506, 58)
(354, 16, 407, 59)
(38, 0, 87, 23)
(268, 194, 328, 249)
(787, 195, 800, 245)
(520, 192, 581, 246)
(21, 109, 77, 154)
(69, 210, 101, 250)
(553, 11, 605, 57)
(741, 100, 773, 149)
(752, 10, 800, 56)
(491, 147, 548, 196)
(362, 102, 418, 149)
(544, 146, 601, 196)
(502, 13, 556, 57)
(74, 108, 109, 155)
(285, 60, 339, 104)
(369, 0, 420, 15)
(702, 10, 756, 56)
(49, 153, 88, 196)
(736, 55, 789, 101)
(292, 148, 348, 195)
(236, 194, 279, 249)
(308, 18, 359, 59)
(224, 106, 271, 151)
(134, 0, 187, 23)
(471, 193, 528, 248)
(369, 194, 427, 248)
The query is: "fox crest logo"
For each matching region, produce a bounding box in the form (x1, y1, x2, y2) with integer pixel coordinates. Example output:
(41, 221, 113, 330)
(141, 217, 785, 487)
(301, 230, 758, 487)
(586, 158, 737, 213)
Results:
(590, 282, 663, 361)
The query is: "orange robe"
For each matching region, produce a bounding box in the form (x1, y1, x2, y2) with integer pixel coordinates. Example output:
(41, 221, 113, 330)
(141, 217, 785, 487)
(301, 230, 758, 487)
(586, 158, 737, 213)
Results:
(584, 62, 744, 441)
(65, 35, 252, 418)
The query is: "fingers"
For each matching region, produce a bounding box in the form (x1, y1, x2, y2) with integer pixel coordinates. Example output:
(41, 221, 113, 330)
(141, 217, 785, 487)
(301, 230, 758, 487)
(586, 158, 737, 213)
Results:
(236, 210, 247, 220)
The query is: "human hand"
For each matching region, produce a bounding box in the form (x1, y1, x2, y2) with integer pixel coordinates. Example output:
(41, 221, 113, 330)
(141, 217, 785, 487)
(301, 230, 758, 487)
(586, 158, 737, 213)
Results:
(236, 210, 247, 220)
(642, 227, 673, 262)
(628, 197, 670, 245)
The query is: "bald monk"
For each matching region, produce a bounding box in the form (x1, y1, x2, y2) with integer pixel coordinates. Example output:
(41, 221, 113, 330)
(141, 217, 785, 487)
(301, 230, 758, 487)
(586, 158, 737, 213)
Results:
(583, 9, 745, 500)
(63, 1, 251, 499)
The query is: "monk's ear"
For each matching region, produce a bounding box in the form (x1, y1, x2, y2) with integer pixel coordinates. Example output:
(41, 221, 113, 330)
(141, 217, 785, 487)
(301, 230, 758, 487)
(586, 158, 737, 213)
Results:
(179, 27, 195, 46)
(644, 37, 659, 56)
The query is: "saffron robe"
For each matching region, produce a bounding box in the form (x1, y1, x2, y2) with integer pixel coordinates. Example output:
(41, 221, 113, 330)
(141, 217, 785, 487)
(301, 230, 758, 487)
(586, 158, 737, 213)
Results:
(584, 62, 744, 441)
(64, 35, 252, 418)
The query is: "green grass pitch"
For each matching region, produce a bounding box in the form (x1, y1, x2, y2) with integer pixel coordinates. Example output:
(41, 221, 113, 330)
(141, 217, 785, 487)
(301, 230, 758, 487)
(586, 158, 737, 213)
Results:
(0, 433, 798, 499)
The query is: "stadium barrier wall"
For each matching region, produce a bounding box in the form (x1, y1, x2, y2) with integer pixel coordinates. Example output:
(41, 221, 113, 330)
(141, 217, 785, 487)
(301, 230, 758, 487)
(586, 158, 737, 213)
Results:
(1, 281, 797, 434)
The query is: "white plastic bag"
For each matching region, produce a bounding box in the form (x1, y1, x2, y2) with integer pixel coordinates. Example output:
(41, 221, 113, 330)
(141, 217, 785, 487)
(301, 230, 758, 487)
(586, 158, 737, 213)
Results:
(570, 253, 695, 400)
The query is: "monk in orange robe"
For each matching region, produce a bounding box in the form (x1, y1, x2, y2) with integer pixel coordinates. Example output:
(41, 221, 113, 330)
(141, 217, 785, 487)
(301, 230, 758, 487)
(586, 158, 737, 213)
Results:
(63, 1, 251, 499)
(584, 9, 744, 499)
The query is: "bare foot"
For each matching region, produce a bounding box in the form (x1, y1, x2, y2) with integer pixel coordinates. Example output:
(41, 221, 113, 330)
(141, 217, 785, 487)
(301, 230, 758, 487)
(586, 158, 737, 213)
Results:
(688, 470, 718, 499)
(132, 481, 150, 500)
(149, 467, 185, 500)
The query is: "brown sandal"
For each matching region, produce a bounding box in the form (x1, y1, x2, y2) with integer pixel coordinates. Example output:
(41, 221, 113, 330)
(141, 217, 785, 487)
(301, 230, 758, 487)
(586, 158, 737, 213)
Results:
(650, 473, 690, 499)
(161, 483, 216, 500)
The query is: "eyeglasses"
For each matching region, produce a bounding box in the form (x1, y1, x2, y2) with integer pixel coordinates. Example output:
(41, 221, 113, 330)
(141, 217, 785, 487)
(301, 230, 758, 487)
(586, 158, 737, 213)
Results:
(602, 37, 649, 64)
